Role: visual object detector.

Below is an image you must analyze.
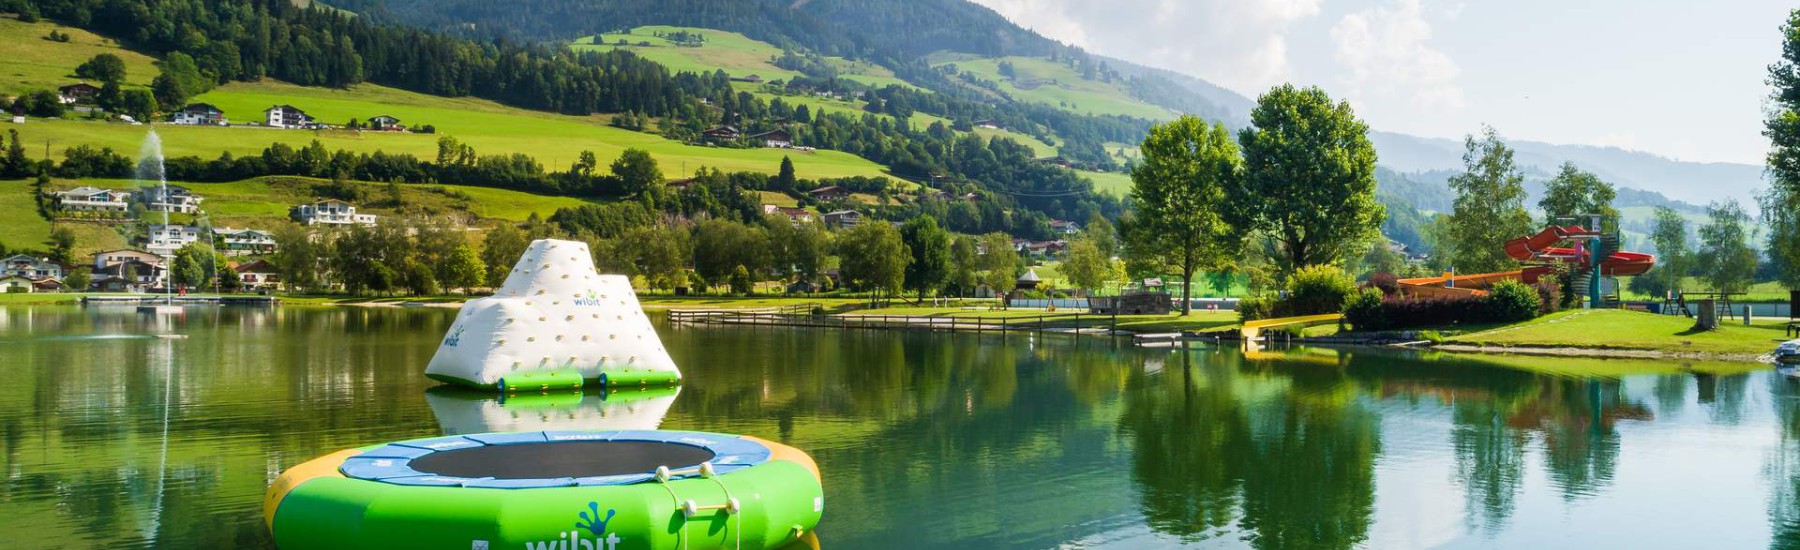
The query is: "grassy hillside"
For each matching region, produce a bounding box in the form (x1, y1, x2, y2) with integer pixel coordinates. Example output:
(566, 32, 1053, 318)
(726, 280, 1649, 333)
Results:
(18, 79, 892, 179)
(1081, 170, 1132, 196)
(0, 16, 160, 97)
(932, 54, 1173, 121)
(575, 26, 912, 90)
(0, 179, 53, 253)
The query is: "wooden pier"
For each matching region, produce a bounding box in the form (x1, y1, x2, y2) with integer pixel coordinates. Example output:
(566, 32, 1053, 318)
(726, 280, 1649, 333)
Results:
(81, 295, 281, 307)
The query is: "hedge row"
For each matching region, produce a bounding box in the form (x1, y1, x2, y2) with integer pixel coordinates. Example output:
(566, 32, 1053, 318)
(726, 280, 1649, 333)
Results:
(1344, 279, 1543, 332)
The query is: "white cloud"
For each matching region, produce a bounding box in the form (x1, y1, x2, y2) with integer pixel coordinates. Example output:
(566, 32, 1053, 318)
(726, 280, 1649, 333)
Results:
(967, 0, 1322, 96)
(1330, 0, 1464, 112)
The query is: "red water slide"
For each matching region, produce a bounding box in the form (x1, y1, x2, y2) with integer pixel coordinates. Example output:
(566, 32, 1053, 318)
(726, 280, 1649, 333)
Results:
(1501, 225, 1654, 276)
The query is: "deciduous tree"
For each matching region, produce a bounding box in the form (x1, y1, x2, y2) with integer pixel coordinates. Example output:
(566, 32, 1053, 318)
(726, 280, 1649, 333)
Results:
(1538, 162, 1617, 232)
(1763, 9, 1800, 288)
(1124, 115, 1239, 314)
(838, 222, 909, 297)
(1697, 200, 1757, 294)
(1232, 84, 1383, 276)
(1648, 207, 1690, 297)
(900, 215, 950, 300)
(1445, 126, 1533, 273)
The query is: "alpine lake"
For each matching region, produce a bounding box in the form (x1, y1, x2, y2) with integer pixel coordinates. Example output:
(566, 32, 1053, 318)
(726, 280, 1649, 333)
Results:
(3, 304, 1799, 549)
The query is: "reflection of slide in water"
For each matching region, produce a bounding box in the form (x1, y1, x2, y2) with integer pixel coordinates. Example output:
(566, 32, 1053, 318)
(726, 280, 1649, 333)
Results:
(424, 386, 679, 435)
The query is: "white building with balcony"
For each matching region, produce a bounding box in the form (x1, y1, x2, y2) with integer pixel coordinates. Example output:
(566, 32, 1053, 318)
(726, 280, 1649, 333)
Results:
(215, 228, 278, 256)
(52, 186, 130, 213)
(290, 200, 377, 226)
(144, 225, 203, 257)
(137, 185, 204, 214)
(2, 255, 62, 279)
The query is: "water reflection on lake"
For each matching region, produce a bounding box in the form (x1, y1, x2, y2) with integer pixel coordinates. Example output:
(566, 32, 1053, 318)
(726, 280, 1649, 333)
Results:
(0, 305, 1796, 549)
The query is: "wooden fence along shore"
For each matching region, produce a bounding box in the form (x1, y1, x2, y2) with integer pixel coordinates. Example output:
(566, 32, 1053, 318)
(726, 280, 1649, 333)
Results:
(666, 304, 1122, 336)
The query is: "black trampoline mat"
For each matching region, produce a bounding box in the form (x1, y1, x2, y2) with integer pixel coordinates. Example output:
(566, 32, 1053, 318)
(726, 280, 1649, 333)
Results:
(409, 441, 717, 479)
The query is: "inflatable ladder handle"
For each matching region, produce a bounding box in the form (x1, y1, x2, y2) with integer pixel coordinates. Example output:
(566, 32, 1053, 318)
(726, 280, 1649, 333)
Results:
(656, 463, 746, 550)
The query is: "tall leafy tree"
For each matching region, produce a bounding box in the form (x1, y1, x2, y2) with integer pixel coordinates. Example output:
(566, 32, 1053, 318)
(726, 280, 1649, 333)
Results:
(75, 54, 127, 84)
(1696, 200, 1757, 294)
(1124, 115, 1239, 314)
(900, 215, 951, 300)
(837, 222, 909, 297)
(480, 224, 529, 286)
(1537, 162, 1618, 232)
(444, 244, 486, 293)
(1232, 84, 1383, 276)
(977, 232, 1020, 299)
(1061, 235, 1113, 294)
(948, 236, 979, 295)
(1648, 207, 1690, 297)
(691, 219, 767, 290)
(1445, 126, 1533, 273)
(1764, 9, 1800, 288)
(611, 148, 663, 197)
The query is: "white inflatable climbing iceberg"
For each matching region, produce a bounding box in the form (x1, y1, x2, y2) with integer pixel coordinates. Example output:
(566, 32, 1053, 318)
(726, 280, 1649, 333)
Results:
(424, 239, 680, 391)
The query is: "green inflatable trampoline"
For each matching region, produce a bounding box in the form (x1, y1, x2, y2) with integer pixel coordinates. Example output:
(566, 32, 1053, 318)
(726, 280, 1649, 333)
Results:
(265, 430, 824, 550)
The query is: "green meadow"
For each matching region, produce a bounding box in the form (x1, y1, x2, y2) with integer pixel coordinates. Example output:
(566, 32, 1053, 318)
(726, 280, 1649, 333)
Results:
(576, 26, 913, 90)
(932, 55, 1174, 121)
(0, 17, 160, 96)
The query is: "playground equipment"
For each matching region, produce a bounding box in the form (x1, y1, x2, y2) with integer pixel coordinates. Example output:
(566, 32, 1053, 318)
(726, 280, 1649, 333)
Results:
(1399, 216, 1654, 308)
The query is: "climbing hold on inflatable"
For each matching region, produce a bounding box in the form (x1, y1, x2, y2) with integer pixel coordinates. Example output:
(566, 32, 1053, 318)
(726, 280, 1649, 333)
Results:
(265, 430, 823, 550)
(425, 239, 680, 390)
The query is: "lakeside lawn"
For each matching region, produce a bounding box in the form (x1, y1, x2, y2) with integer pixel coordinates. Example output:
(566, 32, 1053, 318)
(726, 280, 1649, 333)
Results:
(1445, 309, 1789, 355)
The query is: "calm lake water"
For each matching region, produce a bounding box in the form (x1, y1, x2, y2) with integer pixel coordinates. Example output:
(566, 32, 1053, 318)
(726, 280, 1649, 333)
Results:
(3, 305, 1799, 549)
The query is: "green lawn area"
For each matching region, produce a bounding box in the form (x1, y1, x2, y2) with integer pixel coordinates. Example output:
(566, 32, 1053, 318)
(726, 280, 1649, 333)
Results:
(1446, 309, 1789, 355)
(1619, 278, 1791, 303)
(933, 55, 1173, 121)
(0, 17, 160, 97)
(0, 179, 52, 253)
(973, 126, 1057, 157)
(0, 292, 82, 305)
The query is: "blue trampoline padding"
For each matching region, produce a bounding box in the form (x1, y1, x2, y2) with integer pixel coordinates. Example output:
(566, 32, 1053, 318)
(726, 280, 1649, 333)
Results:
(340, 457, 432, 480)
(575, 473, 657, 486)
(339, 430, 778, 489)
(381, 475, 483, 487)
(392, 435, 483, 452)
(466, 432, 548, 446)
(356, 445, 434, 460)
(462, 477, 578, 489)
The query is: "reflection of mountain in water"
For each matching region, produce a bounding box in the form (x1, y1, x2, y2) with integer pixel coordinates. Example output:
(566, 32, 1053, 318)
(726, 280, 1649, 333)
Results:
(425, 386, 678, 435)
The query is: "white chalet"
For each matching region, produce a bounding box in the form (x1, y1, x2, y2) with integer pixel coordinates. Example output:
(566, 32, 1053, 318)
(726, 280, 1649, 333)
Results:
(291, 200, 377, 226)
(144, 224, 203, 257)
(1, 255, 63, 279)
(215, 228, 278, 256)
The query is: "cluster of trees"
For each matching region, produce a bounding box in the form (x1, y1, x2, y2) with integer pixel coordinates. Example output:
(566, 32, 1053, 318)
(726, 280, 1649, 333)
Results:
(269, 218, 486, 295)
(1123, 85, 1384, 313)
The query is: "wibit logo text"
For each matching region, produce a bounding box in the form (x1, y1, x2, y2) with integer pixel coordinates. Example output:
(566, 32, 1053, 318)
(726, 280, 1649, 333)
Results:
(444, 325, 465, 347)
(572, 291, 606, 307)
(525, 502, 619, 550)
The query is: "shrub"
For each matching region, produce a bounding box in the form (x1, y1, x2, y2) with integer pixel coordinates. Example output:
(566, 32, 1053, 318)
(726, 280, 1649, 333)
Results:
(1487, 280, 1541, 323)
(1343, 288, 1387, 331)
(1419, 330, 1445, 344)
(1286, 265, 1356, 316)
(1368, 272, 1399, 296)
(1238, 295, 1274, 323)
(1533, 277, 1562, 315)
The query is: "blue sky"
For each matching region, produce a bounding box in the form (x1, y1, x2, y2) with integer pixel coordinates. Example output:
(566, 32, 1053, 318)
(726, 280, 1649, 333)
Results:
(970, 0, 1790, 165)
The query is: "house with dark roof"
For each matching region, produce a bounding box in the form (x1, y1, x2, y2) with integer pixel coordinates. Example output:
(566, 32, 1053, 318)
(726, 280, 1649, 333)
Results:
(369, 115, 403, 131)
(749, 129, 792, 148)
(729, 74, 765, 84)
(821, 210, 861, 228)
(761, 204, 813, 225)
(170, 103, 226, 125)
(701, 125, 741, 142)
(233, 259, 282, 290)
(265, 104, 314, 129)
(58, 82, 99, 104)
(807, 185, 849, 201)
